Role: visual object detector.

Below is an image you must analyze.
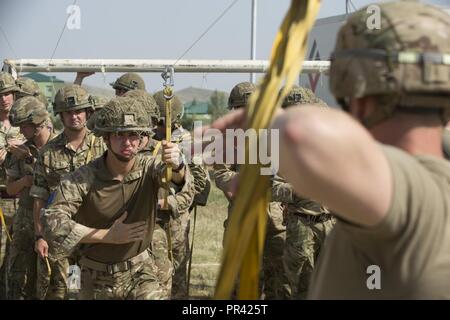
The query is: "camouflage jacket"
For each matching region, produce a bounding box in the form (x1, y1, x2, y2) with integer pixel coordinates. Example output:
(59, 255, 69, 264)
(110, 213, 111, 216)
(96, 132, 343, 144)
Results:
(271, 176, 329, 216)
(213, 163, 238, 195)
(42, 153, 194, 261)
(30, 130, 106, 202)
(213, 164, 285, 234)
(5, 132, 57, 210)
(0, 123, 24, 189)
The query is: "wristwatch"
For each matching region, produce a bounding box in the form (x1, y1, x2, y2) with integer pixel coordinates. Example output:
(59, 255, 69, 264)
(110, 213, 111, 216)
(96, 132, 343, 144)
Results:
(35, 235, 44, 242)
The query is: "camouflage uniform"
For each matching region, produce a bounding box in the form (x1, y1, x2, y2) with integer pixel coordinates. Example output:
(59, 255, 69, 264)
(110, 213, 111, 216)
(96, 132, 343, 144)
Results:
(41, 97, 194, 300)
(5, 96, 55, 299)
(272, 86, 335, 299)
(124, 90, 174, 299)
(153, 90, 210, 299)
(271, 177, 334, 299)
(213, 163, 290, 299)
(0, 72, 22, 299)
(29, 85, 106, 299)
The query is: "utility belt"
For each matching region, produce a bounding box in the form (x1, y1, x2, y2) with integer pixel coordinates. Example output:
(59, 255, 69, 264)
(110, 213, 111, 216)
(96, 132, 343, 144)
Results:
(293, 211, 333, 224)
(79, 249, 150, 275)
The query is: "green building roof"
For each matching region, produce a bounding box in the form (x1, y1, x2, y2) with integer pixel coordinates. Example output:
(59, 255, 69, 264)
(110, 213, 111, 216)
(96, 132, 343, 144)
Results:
(22, 72, 64, 83)
(184, 101, 209, 115)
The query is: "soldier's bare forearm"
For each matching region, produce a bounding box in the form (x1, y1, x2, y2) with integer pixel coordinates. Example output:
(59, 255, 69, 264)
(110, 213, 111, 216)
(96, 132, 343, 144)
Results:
(6, 177, 26, 196)
(80, 228, 110, 243)
(81, 212, 146, 244)
(33, 198, 46, 236)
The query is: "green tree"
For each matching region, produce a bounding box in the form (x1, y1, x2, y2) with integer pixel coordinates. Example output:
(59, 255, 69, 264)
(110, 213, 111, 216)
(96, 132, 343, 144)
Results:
(208, 90, 227, 121)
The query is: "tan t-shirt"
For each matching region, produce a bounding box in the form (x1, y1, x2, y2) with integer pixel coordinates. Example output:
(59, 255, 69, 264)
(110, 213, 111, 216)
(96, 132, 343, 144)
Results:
(308, 145, 450, 299)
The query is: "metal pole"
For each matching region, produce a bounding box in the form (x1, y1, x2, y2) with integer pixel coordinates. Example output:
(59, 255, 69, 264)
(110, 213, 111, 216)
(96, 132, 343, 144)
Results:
(3, 59, 330, 74)
(250, 0, 257, 83)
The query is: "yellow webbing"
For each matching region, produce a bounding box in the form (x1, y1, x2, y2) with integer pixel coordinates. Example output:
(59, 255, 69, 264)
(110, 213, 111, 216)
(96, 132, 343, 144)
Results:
(0, 207, 11, 241)
(214, 0, 321, 299)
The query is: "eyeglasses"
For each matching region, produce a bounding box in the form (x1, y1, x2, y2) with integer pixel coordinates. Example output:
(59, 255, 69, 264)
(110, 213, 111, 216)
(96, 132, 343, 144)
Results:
(111, 132, 141, 143)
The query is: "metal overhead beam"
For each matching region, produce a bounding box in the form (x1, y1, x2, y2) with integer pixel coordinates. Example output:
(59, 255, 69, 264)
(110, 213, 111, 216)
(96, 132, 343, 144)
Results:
(3, 59, 330, 74)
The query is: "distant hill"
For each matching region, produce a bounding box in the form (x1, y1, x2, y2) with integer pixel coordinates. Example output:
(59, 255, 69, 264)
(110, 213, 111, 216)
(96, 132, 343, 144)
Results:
(82, 84, 115, 98)
(175, 86, 228, 104)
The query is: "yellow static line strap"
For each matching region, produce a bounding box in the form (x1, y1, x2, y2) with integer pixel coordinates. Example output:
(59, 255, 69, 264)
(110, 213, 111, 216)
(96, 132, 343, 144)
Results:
(214, 0, 322, 299)
(0, 207, 12, 241)
(45, 257, 52, 276)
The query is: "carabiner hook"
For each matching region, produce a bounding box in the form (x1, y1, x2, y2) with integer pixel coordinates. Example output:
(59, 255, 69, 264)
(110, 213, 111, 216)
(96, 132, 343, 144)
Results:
(161, 65, 174, 88)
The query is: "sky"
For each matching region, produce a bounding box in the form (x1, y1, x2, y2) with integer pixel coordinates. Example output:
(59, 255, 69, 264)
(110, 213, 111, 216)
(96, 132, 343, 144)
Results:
(0, 0, 448, 94)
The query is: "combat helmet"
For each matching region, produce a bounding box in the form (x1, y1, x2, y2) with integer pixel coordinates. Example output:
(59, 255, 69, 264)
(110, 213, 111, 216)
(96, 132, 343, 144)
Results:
(94, 97, 153, 134)
(110, 73, 146, 92)
(153, 90, 183, 124)
(90, 95, 109, 110)
(86, 96, 110, 131)
(53, 84, 94, 114)
(228, 82, 256, 109)
(15, 77, 48, 105)
(9, 96, 49, 126)
(330, 1, 450, 126)
(282, 85, 327, 108)
(0, 72, 19, 95)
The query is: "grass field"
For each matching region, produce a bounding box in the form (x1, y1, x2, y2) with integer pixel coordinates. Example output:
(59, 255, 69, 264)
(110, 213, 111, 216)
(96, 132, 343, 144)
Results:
(188, 181, 228, 299)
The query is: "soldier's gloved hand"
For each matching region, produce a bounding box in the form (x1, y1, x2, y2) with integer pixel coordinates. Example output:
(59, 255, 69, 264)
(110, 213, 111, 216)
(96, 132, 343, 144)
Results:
(162, 140, 183, 170)
(35, 238, 49, 258)
(104, 211, 147, 244)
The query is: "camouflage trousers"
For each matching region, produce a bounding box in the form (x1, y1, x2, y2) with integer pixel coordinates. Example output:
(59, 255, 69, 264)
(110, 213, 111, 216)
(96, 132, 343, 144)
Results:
(151, 220, 173, 299)
(170, 211, 191, 299)
(261, 203, 290, 300)
(224, 202, 290, 300)
(0, 198, 18, 299)
(7, 208, 38, 299)
(37, 250, 69, 300)
(79, 250, 164, 300)
(283, 213, 335, 299)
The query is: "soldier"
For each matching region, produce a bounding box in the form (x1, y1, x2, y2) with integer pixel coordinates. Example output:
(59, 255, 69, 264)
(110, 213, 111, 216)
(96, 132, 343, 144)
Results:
(123, 89, 174, 299)
(211, 1, 450, 298)
(110, 73, 146, 97)
(0, 72, 25, 299)
(5, 96, 56, 299)
(41, 97, 193, 300)
(15, 77, 48, 106)
(30, 84, 106, 299)
(153, 90, 210, 299)
(213, 81, 290, 299)
(271, 86, 334, 299)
